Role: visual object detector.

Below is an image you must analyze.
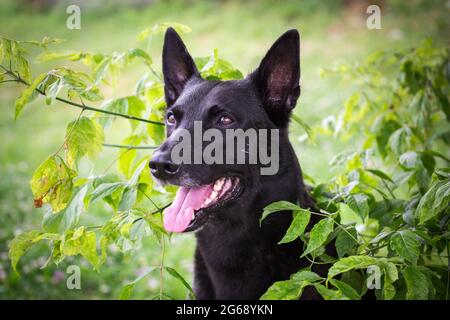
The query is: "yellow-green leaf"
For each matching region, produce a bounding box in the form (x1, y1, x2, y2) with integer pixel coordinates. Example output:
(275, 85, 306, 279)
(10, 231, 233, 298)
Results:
(9, 230, 59, 273)
(30, 156, 77, 212)
(14, 73, 47, 119)
(66, 117, 104, 166)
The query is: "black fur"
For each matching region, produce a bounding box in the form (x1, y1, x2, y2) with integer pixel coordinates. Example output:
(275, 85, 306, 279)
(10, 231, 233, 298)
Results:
(150, 28, 332, 299)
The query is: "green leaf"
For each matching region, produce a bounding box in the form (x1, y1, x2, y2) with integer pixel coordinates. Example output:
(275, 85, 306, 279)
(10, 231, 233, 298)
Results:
(195, 49, 243, 80)
(346, 194, 369, 221)
(30, 156, 77, 212)
(383, 280, 396, 300)
(165, 267, 195, 299)
(9, 231, 41, 273)
(128, 48, 152, 66)
(60, 69, 103, 101)
(65, 117, 104, 166)
(260, 201, 301, 225)
(365, 169, 394, 183)
(119, 283, 135, 300)
(260, 270, 320, 300)
(335, 227, 358, 258)
(147, 113, 165, 145)
(118, 148, 137, 178)
(329, 279, 361, 300)
(399, 151, 421, 170)
(383, 262, 398, 300)
(117, 135, 141, 178)
(119, 266, 157, 299)
(301, 217, 334, 258)
(389, 127, 412, 155)
(80, 231, 99, 270)
(9, 230, 59, 273)
(60, 227, 100, 269)
(89, 182, 123, 204)
(403, 266, 429, 300)
(99, 96, 146, 128)
(383, 262, 399, 283)
(278, 209, 311, 244)
(36, 51, 84, 62)
(44, 76, 63, 105)
(61, 185, 88, 230)
(375, 119, 401, 158)
(342, 92, 361, 124)
(291, 114, 315, 141)
(417, 179, 450, 224)
(130, 157, 151, 186)
(291, 270, 323, 283)
(314, 283, 349, 300)
(260, 279, 303, 300)
(137, 22, 191, 42)
(328, 256, 379, 279)
(118, 186, 138, 211)
(14, 73, 47, 119)
(390, 230, 421, 263)
(15, 54, 31, 82)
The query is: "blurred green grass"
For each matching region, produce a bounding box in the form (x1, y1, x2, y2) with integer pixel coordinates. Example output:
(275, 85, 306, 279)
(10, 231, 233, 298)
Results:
(0, 0, 448, 299)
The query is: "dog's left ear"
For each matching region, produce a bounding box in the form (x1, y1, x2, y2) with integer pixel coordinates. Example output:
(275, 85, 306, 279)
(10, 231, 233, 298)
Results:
(250, 29, 300, 127)
(163, 27, 200, 107)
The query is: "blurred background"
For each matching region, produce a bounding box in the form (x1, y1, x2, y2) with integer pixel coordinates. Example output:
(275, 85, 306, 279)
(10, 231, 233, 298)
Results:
(0, 0, 448, 299)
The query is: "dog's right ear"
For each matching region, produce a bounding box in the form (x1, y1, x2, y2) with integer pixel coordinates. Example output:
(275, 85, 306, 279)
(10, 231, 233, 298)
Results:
(250, 29, 300, 128)
(162, 27, 200, 107)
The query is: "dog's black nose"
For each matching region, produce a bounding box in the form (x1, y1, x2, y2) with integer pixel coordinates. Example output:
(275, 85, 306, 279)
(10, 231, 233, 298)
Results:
(149, 157, 180, 179)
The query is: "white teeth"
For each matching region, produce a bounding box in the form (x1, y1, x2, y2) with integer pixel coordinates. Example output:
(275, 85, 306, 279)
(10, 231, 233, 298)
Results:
(201, 177, 231, 208)
(214, 178, 225, 191)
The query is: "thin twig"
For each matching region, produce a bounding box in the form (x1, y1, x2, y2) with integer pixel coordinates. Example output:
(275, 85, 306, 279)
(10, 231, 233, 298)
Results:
(138, 185, 161, 211)
(0, 79, 18, 84)
(159, 233, 166, 300)
(446, 241, 449, 300)
(102, 143, 158, 150)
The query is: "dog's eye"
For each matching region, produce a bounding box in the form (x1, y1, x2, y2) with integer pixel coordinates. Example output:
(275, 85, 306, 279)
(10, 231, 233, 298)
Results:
(218, 115, 234, 126)
(166, 112, 176, 125)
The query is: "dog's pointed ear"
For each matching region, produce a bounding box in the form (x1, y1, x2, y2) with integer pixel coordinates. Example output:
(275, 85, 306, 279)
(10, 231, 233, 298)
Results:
(250, 29, 300, 127)
(163, 27, 200, 107)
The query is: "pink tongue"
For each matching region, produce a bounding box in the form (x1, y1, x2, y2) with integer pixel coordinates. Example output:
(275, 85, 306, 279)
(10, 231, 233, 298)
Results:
(163, 185, 213, 233)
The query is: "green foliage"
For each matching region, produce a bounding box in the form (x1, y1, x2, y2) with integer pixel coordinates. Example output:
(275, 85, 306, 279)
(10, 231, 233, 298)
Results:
(261, 39, 450, 300)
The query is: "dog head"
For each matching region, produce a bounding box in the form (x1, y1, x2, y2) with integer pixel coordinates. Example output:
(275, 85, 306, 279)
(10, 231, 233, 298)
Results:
(150, 28, 301, 232)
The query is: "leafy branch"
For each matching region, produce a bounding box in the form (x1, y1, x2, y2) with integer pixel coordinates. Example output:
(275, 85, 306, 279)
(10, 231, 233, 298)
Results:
(0, 64, 164, 126)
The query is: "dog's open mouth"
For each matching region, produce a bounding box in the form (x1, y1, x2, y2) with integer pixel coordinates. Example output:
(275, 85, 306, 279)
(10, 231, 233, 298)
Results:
(163, 177, 241, 233)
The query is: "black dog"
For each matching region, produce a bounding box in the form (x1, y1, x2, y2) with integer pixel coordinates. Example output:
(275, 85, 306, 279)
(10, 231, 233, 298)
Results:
(150, 28, 328, 299)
